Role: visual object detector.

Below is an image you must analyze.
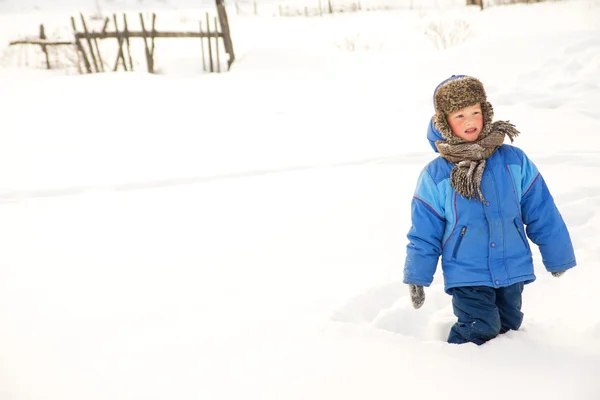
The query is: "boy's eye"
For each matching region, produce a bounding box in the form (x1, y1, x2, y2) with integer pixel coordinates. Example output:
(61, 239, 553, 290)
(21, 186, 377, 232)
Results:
(455, 114, 464, 119)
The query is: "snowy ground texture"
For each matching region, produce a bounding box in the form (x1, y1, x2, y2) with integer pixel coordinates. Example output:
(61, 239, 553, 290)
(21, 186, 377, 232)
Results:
(1, 0, 600, 399)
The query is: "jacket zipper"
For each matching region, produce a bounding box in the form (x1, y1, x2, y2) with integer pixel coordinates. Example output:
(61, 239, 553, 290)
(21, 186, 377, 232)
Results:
(513, 218, 529, 249)
(452, 226, 467, 260)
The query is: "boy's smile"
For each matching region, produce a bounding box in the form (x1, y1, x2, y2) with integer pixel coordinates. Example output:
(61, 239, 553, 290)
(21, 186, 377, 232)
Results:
(446, 103, 484, 142)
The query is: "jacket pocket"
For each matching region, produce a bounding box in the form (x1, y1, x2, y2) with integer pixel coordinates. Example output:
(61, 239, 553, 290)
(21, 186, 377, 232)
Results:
(513, 218, 529, 250)
(452, 226, 467, 260)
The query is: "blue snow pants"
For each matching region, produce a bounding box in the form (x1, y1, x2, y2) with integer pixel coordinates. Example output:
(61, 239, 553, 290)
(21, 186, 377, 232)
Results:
(447, 282, 524, 345)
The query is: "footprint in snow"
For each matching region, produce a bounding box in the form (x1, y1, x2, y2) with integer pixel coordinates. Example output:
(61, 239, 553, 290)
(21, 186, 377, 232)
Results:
(331, 281, 455, 342)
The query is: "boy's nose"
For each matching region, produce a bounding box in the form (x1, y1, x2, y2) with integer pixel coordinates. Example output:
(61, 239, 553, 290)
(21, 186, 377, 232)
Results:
(466, 116, 478, 125)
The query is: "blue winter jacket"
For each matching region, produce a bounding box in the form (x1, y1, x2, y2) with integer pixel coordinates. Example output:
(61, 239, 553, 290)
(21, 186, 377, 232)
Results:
(403, 119, 576, 294)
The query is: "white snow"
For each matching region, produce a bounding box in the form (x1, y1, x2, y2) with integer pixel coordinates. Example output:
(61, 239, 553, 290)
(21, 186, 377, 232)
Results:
(0, 0, 600, 399)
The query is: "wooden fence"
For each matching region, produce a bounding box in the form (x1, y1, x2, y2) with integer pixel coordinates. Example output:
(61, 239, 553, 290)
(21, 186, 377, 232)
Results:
(9, 0, 235, 74)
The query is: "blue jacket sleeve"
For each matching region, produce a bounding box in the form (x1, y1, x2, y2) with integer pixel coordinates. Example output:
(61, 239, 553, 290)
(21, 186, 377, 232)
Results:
(403, 169, 445, 287)
(520, 153, 576, 272)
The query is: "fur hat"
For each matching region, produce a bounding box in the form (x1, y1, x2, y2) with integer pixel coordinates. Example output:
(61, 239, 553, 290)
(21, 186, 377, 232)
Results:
(432, 75, 494, 143)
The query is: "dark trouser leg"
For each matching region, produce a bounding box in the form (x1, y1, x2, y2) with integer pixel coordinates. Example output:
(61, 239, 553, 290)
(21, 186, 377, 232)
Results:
(447, 286, 501, 345)
(496, 282, 524, 334)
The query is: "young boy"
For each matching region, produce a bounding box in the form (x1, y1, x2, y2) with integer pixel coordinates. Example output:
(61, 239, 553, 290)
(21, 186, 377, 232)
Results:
(403, 75, 576, 345)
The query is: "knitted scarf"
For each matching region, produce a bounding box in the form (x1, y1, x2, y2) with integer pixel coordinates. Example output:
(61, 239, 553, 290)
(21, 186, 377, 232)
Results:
(434, 120, 520, 202)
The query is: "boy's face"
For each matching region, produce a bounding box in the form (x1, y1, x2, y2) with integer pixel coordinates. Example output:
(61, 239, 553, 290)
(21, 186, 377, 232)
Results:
(446, 103, 483, 142)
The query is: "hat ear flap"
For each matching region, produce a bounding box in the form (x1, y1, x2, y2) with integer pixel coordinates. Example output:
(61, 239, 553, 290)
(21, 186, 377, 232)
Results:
(479, 101, 494, 136)
(433, 111, 453, 141)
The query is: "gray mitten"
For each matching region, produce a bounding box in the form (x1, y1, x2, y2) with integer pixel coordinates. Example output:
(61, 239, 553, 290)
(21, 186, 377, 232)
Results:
(551, 271, 566, 278)
(408, 283, 425, 309)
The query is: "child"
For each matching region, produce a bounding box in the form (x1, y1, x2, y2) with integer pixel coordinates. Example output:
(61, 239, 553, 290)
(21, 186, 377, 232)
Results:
(403, 75, 576, 345)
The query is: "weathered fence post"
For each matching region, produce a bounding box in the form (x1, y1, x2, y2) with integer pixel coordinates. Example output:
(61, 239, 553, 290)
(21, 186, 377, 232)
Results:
(139, 13, 152, 73)
(122, 14, 134, 71)
(150, 13, 156, 73)
(79, 13, 100, 72)
(139, 13, 156, 73)
(92, 19, 107, 72)
(199, 21, 207, 72)
(70, 16, 92, 73)
(112, 14, 128, 71)
(99, 17, 112, 71)
(205, 13, 214, 73)
(216, 0, 235, 69)
(39, 24, 51, 69)
(466, 0, 484, 10)
(214, 16, 221, 73)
